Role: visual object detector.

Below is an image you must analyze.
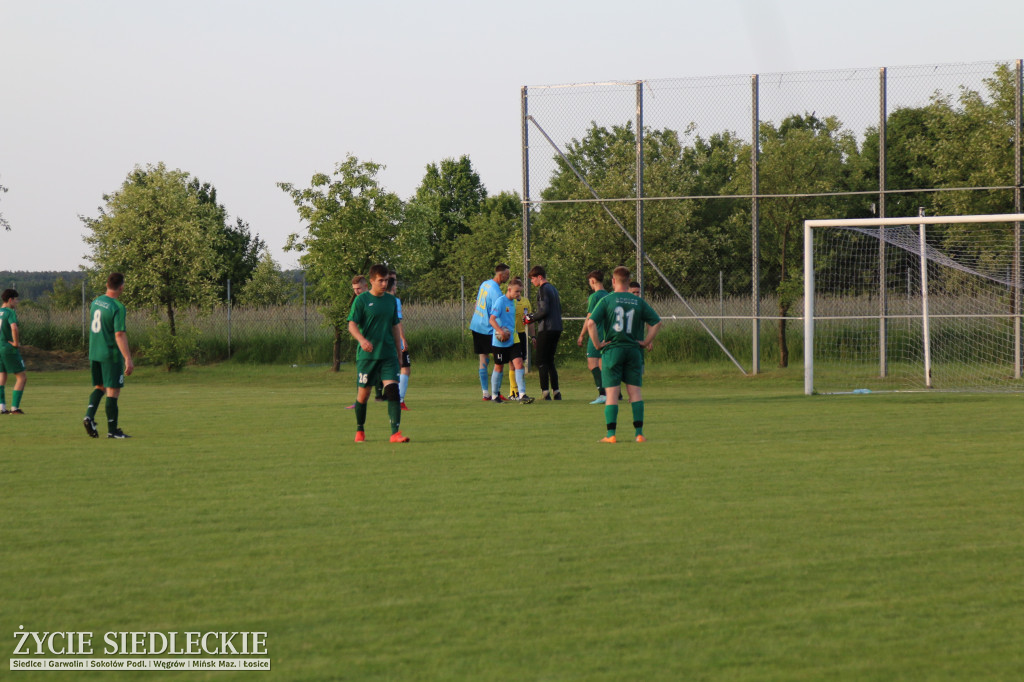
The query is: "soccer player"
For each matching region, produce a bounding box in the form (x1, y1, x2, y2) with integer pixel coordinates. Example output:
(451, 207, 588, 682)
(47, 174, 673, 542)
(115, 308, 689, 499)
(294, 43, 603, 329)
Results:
(84, 273, 135, 438)
(586, 266, 662, 443)
(0, 289, 27, 414)
(489, 279, 534, 404)
(527, 265, 563, 400)
(577, 270, 608, 404)
(469, 263, 510, 400)
(507, 278, 532, 400)
(345, 276, 369, 410)
(388, 273, 412, 411)
(347, 264, 409, 443)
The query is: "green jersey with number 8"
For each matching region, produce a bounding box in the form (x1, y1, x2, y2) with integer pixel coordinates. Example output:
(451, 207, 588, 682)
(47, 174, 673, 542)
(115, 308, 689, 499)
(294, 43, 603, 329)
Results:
(89, 294, 128, 362)
(590, 292, 660, 349)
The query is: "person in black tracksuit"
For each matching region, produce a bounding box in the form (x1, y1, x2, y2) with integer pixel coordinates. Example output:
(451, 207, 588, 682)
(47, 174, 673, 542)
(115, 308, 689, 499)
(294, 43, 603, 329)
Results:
(528, 265, 563, 400)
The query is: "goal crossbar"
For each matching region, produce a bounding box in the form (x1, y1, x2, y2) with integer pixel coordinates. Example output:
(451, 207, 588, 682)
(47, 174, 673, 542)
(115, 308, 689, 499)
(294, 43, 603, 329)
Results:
(804, 213, 1024, 395)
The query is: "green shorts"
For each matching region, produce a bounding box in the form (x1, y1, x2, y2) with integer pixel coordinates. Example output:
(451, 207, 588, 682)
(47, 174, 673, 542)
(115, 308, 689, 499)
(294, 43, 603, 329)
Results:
(586, 338, 602, 360)
(91, 358, 125, 389)
(0, 345, 25, 373)
(356, 355, 400, 388)
(601, 345, 645, 388)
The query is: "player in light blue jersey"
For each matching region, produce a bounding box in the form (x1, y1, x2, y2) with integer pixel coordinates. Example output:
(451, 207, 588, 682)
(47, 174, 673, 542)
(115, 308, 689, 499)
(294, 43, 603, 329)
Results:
(469, 263, 510, 400)
(488, 279, 534, 404)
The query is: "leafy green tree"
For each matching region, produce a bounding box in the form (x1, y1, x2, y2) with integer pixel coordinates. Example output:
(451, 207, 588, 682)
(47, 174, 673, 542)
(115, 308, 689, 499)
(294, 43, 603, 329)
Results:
(81, 162, 222, 343)
(279, 154, 403, 370)
(236, 250, 297, 306)
(443, 191, 522, 289)
(729, 113, 859, 366)
(399, 155, 488, 299)
(44, 276, 82, 311)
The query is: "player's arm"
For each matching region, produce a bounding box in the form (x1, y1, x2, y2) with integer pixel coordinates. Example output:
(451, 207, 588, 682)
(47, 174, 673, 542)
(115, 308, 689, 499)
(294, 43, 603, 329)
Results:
(639, 321, 663, 350)
(397, 321, 408, 352)
(348, 320, 373, 353)
(9, 321, 19, 348)
(577, 313, 592, 346)
(391, 323, 403, 359)
(489, 313, 508, 342)
(115, 331, 135, 376)
(585, 318, 606, 350)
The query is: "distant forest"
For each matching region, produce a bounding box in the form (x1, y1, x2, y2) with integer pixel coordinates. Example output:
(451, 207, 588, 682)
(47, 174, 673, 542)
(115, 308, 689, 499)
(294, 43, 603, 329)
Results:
(0, 270, 306, 303)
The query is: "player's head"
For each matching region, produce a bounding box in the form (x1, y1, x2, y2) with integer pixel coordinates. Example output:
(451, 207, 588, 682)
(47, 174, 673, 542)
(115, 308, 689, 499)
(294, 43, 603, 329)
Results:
(368, 264, 390, 295)
(629, 281, 641, 295)
(1, 289, 18, 305)
(528, 265, 546, 284)
(494, 263, 510, 283)
(506, 279, 522, 300)
(611, 266, 631, 286)
(107, 273, 125, 294)
(351, 275, 368, 296)
(587, 269, 604, 290)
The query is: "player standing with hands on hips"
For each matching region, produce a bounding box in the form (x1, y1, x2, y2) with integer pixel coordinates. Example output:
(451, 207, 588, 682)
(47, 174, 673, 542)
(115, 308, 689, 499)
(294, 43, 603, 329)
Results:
(347, 264, 409, 443)
(586, 266, 662, 443)
(84, 273, 134, 438)
(0, 289, 28, 414)
(527, 265, 564, 400)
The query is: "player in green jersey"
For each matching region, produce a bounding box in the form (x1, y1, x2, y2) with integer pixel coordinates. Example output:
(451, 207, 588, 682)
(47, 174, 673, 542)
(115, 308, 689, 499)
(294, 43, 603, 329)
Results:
(576, 269, 609, 405)
(0, 289, 28, 414)
(346, 264, 409, 443)
(585, 266, 662, 443)
(84, 273, 135, 438)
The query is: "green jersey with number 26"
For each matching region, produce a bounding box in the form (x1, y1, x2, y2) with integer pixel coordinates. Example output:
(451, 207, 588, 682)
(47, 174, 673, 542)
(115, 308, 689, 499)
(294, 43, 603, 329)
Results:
(590, 292, 660, 349)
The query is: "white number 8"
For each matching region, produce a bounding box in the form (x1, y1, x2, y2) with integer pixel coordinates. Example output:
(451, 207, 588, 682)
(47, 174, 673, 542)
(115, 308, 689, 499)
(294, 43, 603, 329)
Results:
(91, 309, 103, 333)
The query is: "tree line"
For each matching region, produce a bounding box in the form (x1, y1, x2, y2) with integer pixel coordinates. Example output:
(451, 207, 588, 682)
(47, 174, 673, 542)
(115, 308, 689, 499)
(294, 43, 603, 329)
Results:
(19, 64, 1017, 369)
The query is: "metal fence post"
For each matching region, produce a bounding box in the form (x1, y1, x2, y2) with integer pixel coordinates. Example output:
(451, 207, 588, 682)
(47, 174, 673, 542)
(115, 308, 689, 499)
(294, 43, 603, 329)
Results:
(751, 73, 760, 374)
(303, 271, 307, 344)
(81, 279, 87, 347)
(879, 66, 889, 379)
(460, 276, 466, 338)
(636, 80, 644, 292)
(226, 278, 231, 359)
(1015, 59, 1023, 378)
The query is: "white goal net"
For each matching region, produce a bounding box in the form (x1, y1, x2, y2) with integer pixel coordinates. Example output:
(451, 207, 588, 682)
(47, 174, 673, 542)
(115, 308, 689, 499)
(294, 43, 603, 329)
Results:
(804, 213, 1024, 394)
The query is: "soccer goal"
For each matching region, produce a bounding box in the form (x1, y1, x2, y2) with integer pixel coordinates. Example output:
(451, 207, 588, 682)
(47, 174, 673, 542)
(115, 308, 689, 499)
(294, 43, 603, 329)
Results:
(804, 213, 1024, 395)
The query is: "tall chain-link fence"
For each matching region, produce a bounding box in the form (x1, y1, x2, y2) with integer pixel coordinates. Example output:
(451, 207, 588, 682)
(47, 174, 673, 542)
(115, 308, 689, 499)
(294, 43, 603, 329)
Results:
(521, 60, 1024, 372)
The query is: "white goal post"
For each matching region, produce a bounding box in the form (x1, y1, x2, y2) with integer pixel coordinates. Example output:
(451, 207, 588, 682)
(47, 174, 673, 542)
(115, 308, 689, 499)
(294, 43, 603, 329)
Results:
(804, 213, 1024, 395)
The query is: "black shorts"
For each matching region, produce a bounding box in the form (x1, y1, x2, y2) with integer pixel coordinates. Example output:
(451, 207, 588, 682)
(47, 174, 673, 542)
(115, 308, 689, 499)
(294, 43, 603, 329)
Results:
(400, 349, 411, 368)
(493, 343, 523, 366)
(472, 331, 493, 355)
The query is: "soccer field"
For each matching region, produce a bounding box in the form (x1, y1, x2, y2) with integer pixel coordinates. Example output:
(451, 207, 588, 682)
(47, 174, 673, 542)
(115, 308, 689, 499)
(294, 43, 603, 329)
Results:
(3, 362, 1023, 680)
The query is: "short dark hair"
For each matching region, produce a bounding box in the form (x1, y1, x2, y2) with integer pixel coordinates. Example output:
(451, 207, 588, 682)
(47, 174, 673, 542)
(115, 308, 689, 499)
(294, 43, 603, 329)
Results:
(528, 265, 546, 279)
(587, 270, 604, 283)
(629, 281, 641, 290)
(107, 273, 125, 290)
(368, 264, 389, 280)
(495, 263, 510, 274)
(351, 275, 368, 287)
(1, 289, 18, 302)
(611, 266, 631, 283)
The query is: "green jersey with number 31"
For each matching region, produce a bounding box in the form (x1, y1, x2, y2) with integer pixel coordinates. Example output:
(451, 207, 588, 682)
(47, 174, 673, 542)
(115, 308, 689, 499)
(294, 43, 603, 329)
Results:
(590, 292, 660, 349)
(89, 295, 127, 362)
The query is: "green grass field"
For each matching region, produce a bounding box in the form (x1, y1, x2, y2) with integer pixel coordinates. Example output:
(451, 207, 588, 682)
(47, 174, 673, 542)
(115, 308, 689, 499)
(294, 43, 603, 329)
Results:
(3, 361, 1023, 680)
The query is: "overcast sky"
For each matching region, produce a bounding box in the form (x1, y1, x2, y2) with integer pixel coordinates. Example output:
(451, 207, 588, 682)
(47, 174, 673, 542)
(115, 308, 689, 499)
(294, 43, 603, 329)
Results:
(1, 0, 1021, 272)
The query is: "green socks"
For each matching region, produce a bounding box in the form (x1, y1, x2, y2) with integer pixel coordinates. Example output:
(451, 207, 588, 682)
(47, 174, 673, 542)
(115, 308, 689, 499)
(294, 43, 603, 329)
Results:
(105, 396, 119, 434)
(388, 399, 401, 435)
(86, 389, 104, 420)
(632, 400, 644, 435)
(591, 367, 604, 395)
(604, 404, 618, 437)
(12, 389, 23, 409)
